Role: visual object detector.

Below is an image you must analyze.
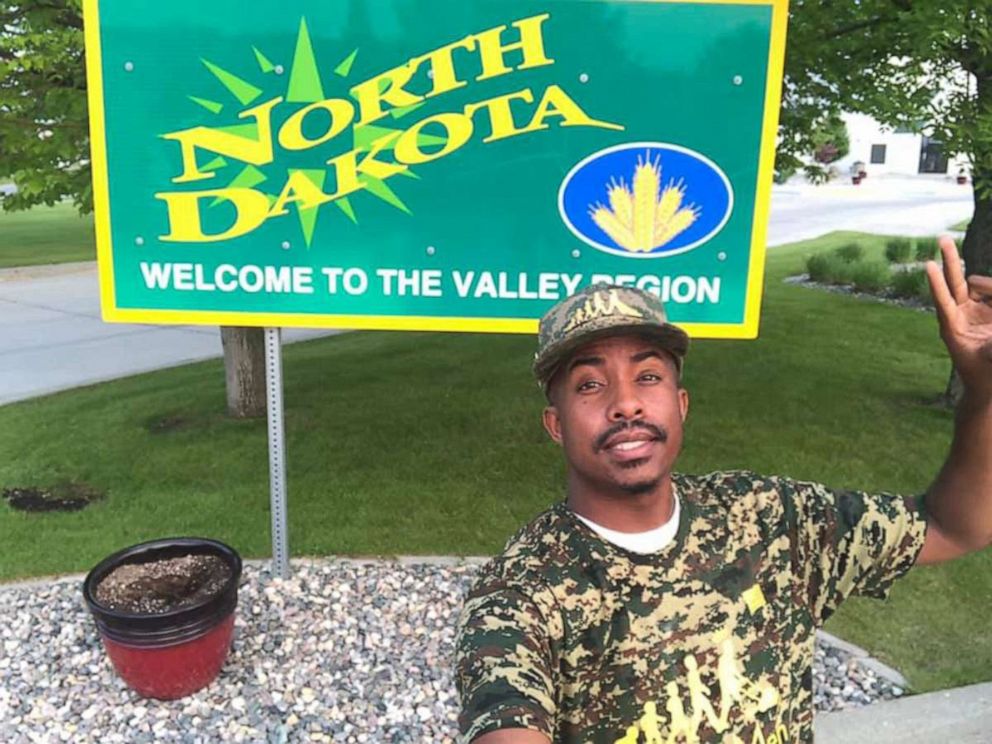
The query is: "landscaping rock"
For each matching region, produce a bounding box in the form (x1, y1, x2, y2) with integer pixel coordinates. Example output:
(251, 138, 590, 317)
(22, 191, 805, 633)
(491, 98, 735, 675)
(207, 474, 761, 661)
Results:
(0, 559, 908, 742)
(785, 273, 935, 312)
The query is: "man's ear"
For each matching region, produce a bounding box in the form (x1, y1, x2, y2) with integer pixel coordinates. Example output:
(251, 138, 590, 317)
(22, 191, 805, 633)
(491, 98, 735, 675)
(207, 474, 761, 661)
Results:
(542, 405, 564, 445)
(678, 387, 689, 423)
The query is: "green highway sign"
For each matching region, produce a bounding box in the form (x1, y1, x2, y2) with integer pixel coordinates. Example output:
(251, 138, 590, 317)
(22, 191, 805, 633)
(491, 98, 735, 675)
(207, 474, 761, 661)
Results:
(84, 0, 787, 337)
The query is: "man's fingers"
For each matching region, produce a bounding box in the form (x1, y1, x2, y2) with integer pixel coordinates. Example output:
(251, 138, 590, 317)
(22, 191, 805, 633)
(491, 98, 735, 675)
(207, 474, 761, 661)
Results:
(926, 259, 958, 330)
(939, 236, 969, 304)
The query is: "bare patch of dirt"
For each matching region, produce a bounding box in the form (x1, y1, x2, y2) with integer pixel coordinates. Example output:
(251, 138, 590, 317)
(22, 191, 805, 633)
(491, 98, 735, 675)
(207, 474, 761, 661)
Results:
(144, 414, 191, 434)
(2, 482, 105, 513)
(95, 554, 231, 614)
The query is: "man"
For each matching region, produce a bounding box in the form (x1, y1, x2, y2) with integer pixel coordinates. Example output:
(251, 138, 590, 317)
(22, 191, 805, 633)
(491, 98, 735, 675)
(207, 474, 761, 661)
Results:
(455, 237, 992, 744)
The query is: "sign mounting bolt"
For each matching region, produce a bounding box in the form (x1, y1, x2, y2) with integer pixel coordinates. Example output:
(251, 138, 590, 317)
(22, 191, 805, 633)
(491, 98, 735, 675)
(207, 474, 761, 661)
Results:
(274, 64, 285, 75)
(733, 75, 743, 86)
(571, 249, 581, 259)
(579, 73, 589, 83)
(124, 61, 134, 72)
(426, 245, 436, 256)
(135, 237, 144, 246)
(718, 251, 727, 261)
(281, 241, 291, 250)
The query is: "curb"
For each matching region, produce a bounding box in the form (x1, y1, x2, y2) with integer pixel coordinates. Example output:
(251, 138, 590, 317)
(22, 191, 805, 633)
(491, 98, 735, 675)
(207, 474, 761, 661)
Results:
(0, 260, 97, 282)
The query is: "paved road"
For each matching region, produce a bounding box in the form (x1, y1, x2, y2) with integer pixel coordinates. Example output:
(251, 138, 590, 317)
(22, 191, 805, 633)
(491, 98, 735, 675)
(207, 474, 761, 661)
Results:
(0, 263, 334, 405)
(767, 174, 972, 246)
(0, 176, 973, 406)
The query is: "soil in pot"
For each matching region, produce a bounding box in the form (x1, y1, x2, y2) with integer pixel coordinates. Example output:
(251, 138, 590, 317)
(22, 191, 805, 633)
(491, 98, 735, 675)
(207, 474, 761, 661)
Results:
(95, 554, 232, 614)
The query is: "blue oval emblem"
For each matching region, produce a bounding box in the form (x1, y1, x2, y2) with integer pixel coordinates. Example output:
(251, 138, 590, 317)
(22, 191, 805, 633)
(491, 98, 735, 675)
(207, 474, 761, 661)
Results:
(558, 142, 733, 258)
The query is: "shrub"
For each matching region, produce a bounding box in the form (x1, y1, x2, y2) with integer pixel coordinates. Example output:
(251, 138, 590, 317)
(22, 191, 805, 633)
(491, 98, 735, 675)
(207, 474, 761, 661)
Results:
(890, 268, 929, 300)
(806, 254, 830, 282)
(811, 114, 850, 164)
(807, 253, 855, 285)
(834, 242, 863, 262)
(850, 261, 890, 293)
(884, 238, 912, 263)
(914, 238, 939, 262)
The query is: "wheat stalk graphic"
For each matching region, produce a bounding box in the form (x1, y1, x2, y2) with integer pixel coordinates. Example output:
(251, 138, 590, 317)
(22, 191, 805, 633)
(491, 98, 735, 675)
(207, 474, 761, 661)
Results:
(589, 153, 700, 253)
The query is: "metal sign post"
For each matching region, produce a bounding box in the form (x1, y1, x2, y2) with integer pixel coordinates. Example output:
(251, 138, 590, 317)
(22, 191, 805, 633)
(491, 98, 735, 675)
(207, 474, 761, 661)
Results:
(264, 327, 290, 579)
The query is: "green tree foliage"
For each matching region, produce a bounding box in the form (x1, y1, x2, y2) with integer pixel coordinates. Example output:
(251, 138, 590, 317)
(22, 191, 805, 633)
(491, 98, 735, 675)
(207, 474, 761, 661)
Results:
(775, 114, 849, 183)
(811, 114, 850, 165)
(0, 0, 266, 417)
(0, 0, 89, 213)
(783, 1, 990, 276)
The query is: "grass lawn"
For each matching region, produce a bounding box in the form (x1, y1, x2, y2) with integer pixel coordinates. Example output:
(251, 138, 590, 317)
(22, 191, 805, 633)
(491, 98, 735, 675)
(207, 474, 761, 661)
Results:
(0, 202, 96, 268)
(1, 231, 989, 692)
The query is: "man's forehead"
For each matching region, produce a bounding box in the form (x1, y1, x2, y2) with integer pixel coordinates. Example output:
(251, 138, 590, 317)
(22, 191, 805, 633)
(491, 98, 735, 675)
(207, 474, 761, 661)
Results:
(566, 334, 674, 366)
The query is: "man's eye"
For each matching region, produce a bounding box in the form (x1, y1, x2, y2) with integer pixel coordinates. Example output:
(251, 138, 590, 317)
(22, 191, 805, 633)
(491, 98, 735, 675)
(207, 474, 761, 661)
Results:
(577, 380, 602, 392)
(639, 372, 661, 383)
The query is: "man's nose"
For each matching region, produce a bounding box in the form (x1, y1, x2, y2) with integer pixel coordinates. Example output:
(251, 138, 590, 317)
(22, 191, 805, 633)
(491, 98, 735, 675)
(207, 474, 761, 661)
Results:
(608, 379, 643, 421)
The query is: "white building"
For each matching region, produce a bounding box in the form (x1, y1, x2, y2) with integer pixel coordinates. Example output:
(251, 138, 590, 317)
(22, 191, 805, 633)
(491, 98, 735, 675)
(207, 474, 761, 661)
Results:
(834, 112, 969, 178)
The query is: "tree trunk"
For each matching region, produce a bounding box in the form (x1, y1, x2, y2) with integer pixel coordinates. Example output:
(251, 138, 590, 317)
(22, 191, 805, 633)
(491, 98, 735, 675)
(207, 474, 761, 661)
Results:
(221, 326, 266, 418)
(944, 160, 992, 407)
(962, 162, 992, 278)
(943, 367, 965, 408)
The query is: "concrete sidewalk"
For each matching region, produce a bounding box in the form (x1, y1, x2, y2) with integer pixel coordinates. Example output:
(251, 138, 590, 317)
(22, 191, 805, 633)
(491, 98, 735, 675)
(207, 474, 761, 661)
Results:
(815, 681, 992, 743)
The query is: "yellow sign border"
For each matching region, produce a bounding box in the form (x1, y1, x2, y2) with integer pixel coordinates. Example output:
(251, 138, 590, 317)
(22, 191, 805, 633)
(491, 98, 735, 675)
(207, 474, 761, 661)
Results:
(83, 0, 789, 340)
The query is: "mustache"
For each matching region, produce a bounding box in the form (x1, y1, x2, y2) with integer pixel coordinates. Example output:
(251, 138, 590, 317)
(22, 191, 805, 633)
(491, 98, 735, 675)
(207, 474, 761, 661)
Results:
(594, 420, 668, 452)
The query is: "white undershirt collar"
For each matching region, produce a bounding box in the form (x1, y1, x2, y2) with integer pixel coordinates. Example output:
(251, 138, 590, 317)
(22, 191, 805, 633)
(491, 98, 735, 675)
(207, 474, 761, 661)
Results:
(573, 491, 681, 555)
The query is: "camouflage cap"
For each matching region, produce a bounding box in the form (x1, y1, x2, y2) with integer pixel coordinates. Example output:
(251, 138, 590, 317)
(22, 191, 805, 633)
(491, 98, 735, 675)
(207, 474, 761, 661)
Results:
(533, 283, 689, 390)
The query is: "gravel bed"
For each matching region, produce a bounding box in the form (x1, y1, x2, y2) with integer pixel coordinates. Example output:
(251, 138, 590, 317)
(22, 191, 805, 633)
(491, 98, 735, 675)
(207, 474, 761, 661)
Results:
(784, 274, 935, 312)
(812, 642, 904, 712)
(0, 559, 905, 742)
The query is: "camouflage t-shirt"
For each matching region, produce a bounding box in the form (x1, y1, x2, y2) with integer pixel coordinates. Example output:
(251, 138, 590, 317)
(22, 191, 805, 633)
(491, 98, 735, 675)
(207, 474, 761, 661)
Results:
(455, 470, 927, 744)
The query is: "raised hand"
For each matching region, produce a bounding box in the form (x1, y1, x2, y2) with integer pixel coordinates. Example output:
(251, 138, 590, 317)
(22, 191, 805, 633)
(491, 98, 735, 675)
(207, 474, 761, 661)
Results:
(926, 236, 992, 401)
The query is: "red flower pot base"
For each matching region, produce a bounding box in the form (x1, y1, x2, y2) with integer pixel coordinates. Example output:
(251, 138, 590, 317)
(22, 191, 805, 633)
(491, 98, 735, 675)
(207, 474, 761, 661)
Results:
(101, 613, 235, 700)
